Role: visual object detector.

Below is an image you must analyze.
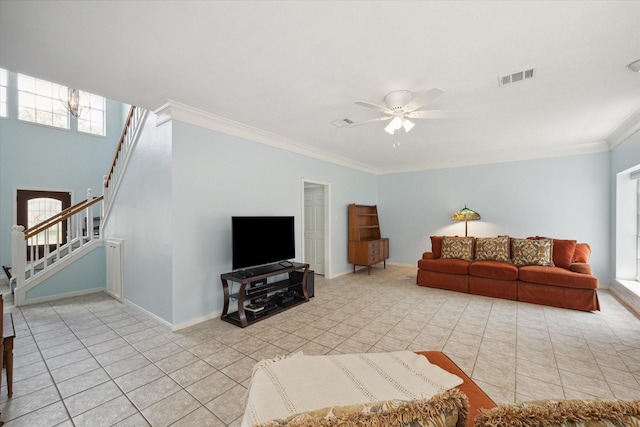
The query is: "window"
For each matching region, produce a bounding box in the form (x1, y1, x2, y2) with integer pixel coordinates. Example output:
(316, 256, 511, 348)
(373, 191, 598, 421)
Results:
(27, 197, 63, 245)
(17, 73, 69, 129)
(0, 68, 7, 118)
(78, 91, 106, 136)
(637, 180, 640, 281)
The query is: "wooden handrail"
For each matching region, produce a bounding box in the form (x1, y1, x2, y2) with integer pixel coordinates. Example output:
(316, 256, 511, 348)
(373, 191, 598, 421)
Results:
(24, 195, 104, 240)
(24, 197, 92, 235)
(105, 105, 136, 189)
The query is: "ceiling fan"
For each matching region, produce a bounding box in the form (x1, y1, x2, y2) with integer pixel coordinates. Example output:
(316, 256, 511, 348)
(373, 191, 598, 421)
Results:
(351, 88, 452, 135)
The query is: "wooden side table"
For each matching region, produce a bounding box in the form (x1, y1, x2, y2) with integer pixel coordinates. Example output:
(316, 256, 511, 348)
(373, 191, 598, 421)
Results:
(3, 313, 15, 398)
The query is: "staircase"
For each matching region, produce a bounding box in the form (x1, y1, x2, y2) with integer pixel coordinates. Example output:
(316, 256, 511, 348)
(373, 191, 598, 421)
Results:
(8, 106, 147, 306)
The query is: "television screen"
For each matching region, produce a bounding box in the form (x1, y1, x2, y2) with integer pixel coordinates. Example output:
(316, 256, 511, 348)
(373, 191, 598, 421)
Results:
(232, 216, 295, 270)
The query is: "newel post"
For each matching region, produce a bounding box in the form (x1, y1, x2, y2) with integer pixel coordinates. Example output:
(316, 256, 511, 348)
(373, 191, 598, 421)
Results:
(11, 225, 26, 303)
(102, 175, 109, 219)
(86, 188, 94, 240)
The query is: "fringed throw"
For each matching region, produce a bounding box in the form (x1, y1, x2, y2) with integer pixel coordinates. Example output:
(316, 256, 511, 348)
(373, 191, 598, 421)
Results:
(241, 351, 464, 427)
(473, 398, 640, 427)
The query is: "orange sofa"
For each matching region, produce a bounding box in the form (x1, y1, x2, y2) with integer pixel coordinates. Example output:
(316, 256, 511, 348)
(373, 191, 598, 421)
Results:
(417, 235, 599, 311)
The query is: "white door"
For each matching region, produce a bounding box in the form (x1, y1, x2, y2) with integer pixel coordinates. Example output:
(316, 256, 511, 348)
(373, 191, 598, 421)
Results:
(304, 186, 325, 275)
(106, 239, 123, 300)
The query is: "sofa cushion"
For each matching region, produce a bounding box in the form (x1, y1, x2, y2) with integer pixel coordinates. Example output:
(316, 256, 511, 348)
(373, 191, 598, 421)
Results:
(441, 236, 474, 262)
(519, 265, 598, 289)
(573, 242, 591, 263)
(529, 236, 576, 269)
(474, 236, 510, 263)
(570, 262, 592, 275)
(551, 239, 577, 269)
(511, 238, 554, 267)
(418, 258, 471, 275)
(431, 236, 444, 259)
(473, 398, 640, 427)
(469, 260, 518, 280)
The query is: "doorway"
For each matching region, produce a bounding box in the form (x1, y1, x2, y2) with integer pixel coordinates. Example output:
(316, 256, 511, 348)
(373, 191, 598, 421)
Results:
(302, 180, 330, 277)
(16, 189, 72, 260)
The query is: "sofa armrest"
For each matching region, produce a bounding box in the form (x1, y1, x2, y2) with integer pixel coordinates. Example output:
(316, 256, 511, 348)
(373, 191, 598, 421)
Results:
(570, 262, 593, 275)
(422, 252, 435, 260)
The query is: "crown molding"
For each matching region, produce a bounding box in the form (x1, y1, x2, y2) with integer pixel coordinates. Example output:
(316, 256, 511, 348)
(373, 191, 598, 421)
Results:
(606, 108, 640, 149)
(153, 100, 618, 177)
(154, 100, 378, 175)
(377, 140, 611, 175)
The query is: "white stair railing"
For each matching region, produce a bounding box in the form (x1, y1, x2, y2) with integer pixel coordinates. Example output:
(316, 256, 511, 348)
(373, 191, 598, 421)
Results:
(9, 106, 145, 304)
(103, 105, 147, 220)
(11, 189, 104, 305)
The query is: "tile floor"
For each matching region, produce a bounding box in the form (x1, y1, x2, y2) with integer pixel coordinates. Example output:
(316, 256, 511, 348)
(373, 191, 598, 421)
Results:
(1, 264, 639, 426)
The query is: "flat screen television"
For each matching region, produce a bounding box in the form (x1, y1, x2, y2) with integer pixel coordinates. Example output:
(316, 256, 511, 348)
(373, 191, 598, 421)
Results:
(232, 216, 295, 270)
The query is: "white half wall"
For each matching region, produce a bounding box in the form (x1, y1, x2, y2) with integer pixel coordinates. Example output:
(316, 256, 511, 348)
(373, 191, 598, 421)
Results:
(377, 152, 611, 282)
(102, 112, 173, 323)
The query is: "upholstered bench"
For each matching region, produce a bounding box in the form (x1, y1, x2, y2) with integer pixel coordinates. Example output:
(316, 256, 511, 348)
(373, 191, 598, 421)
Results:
(242, 350, 496, 427)
(416, 351, 496, 426)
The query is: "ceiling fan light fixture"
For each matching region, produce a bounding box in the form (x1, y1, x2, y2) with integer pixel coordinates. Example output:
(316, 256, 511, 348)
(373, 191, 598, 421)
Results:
(385, 116, 403, 134)
(403, 118, 415, 132)
(628, 59, 640, 73)
(384, 122, 395, 134)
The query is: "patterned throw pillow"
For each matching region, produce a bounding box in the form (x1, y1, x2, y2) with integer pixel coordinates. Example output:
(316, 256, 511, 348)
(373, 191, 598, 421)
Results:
(475, 236, 510, 262)
(441, 236, 474, 262)
(511, 238, 554, 267)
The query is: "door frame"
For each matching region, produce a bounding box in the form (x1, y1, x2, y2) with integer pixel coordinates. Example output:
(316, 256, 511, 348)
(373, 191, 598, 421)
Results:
(13, 186, 75, 225)
(301, 179, 331, 278)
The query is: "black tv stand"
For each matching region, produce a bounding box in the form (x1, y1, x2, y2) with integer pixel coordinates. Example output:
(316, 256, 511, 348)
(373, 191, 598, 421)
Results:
(220, 262, 310, 328)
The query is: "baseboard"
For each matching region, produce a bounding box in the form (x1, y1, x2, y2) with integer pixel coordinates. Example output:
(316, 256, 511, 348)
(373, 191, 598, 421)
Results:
(334, 262, 411, 278)
(122, 298, 173, 329)
(387, 262, 416, 268)
(21, 287, 104, 305)
(171, 310, 223, 331)
(610, 280, 640, 319)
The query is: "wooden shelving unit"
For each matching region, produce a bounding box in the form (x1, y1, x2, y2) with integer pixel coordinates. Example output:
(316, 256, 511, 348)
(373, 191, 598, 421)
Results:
(348, 204, 389, 275)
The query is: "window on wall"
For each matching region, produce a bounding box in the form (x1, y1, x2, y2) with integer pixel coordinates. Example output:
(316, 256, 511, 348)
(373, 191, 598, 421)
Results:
(17, 73, 70, 129)
(637, 180, 640, 282)
(78, 91, 106, 136)
(0, 68, 8, 118)
(27, 197, 63, 245)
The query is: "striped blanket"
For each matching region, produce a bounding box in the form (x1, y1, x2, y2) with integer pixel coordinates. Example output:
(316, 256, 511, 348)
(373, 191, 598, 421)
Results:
(241, 351, 463, 427)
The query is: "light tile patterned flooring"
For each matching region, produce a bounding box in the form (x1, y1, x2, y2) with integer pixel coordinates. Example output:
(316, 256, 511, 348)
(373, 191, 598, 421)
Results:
(1, 265, 640, 426)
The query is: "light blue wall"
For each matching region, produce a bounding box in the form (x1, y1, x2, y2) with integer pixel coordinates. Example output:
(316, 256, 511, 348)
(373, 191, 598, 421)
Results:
(0, 69, 123, 272)
(378, 152, 611, 282)
(25, 245, 106, 299)
(170, 121, 377, 325)
(612, 131, 640, 175)
(102, 113, 173, 323)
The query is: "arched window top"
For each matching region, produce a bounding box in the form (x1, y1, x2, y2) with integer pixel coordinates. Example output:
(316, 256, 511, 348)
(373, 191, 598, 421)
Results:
(27, 197, 62, 228)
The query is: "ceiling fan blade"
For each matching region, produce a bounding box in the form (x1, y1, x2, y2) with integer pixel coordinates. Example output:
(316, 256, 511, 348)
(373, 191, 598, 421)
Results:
(348, 115, 392, 127)
(406, 110, 456, 119)
(421, 87, 444, 101)
(405, 88, 445, 112)
(355, 101, 393, 115)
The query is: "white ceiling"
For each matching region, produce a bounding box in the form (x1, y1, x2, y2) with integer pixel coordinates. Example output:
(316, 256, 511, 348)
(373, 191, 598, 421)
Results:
(1, 1, 639, 174)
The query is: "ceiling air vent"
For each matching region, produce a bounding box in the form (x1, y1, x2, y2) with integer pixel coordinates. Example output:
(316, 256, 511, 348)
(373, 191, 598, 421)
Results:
(498, 67, 537, 87)
(331, 118, 354, 127)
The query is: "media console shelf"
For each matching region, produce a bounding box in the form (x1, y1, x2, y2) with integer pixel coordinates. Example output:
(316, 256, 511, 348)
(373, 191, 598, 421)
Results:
(220, 262, 310, 328)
